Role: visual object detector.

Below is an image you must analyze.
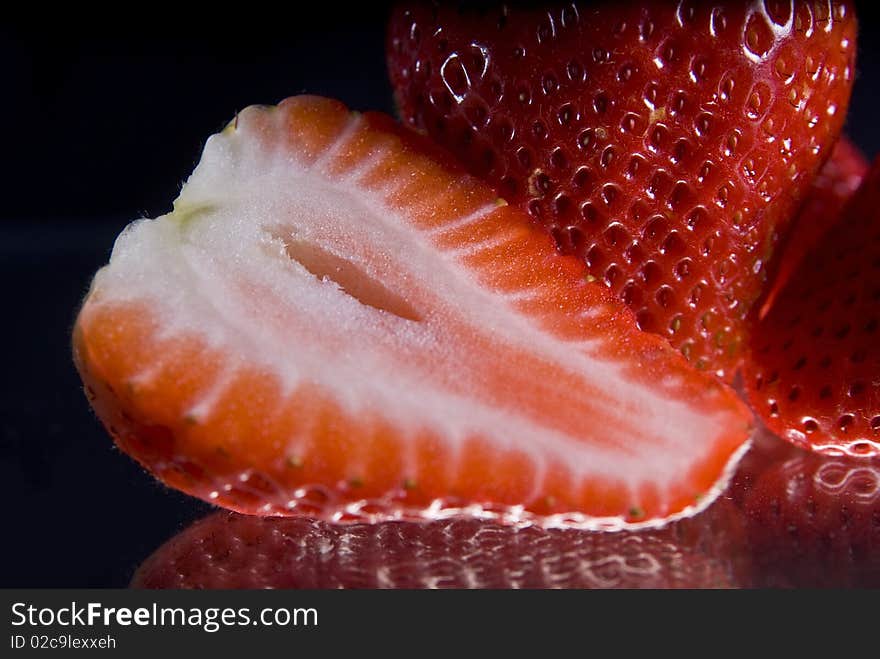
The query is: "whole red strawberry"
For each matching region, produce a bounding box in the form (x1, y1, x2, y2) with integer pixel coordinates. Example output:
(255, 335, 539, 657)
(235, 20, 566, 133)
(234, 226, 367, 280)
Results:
(387, 1, 857, 378)
(744, 158, 880, 457)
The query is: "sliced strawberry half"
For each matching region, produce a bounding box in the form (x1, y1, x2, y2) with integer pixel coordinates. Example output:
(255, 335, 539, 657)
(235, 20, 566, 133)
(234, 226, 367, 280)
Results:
(744, 158, 880, 456)
(387, 1, 857, 379)
(73, 95, 751, 527)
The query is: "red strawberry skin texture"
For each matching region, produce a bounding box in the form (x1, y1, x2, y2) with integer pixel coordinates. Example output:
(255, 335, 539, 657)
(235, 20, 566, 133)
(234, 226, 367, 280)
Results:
(760, 135, 867, 315)
(387, 1, 857, 378)
(744, 158, 880, 457)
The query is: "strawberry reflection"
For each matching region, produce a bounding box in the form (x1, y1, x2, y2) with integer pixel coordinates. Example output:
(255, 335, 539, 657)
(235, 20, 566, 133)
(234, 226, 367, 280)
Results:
(131, 509, 746, 589)
(731, 430, 880, 587)
(131, 430, 880, 588)
(132, 490, 749, 590)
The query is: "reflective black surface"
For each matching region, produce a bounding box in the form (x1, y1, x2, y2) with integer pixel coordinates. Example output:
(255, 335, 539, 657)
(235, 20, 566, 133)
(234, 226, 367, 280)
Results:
(3, 3, 880, 587)
(128, 429, 880, 589)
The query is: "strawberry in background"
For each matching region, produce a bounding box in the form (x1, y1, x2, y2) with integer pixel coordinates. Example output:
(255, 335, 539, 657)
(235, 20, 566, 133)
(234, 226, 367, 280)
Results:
(760, 136, 868, 316)
(387, 0, 857, 379)
(744, 157, 880, 457)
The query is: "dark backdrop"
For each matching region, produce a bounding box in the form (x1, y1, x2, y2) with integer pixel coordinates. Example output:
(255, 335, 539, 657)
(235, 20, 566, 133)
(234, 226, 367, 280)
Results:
(0, 6, 396, 588)
(1, 2, 879, 587)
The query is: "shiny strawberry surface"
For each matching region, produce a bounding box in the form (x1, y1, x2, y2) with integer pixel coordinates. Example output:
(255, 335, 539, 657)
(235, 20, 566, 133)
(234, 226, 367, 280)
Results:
(388, 1, 857, 378)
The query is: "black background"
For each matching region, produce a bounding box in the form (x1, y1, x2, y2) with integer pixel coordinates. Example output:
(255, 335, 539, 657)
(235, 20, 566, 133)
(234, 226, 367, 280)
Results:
(2, 2, 879, 587)
(1, 6, 396, 588)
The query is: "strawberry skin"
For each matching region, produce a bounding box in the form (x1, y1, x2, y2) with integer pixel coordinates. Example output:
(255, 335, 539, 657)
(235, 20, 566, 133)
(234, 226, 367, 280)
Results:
(73, 95, 751, 528)
(744, 158, 880, 456)
(760, 136, 867, 317)
(387, 1, 857, 378)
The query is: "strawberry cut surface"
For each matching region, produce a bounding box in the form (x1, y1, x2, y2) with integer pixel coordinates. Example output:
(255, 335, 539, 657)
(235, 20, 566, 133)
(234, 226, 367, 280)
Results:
(74, 95, 751, 529)
(387, 1, 857, 378)
(744, 157, 880, 456)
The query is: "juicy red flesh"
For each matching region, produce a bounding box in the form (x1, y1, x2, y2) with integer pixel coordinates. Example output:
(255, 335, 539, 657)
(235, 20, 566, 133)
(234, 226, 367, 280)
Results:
(745, 158, 880, 456)
(387, 1, 857, 377)
(74, 96, 752, 526)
